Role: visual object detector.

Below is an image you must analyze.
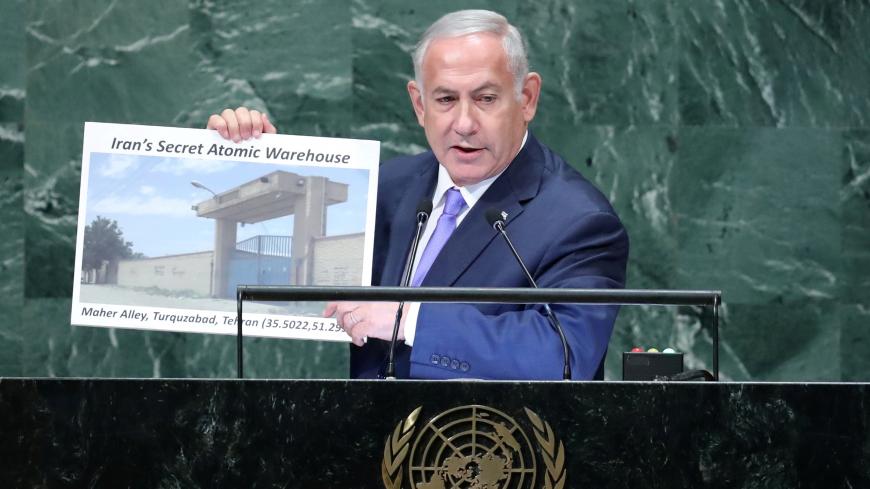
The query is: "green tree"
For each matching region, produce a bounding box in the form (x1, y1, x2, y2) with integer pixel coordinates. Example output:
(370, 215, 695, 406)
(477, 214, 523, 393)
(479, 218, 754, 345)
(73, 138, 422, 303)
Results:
(82, 216, 135, 270)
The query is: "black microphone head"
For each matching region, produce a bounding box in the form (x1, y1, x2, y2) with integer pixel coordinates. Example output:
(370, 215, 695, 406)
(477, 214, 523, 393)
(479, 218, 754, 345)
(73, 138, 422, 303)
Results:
(485, 208, 505, 230)
(416, 199, 433, 222)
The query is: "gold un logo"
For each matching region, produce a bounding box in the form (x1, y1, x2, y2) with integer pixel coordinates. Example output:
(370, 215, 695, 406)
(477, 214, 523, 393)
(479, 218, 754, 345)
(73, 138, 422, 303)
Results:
(382, 405, 566, 489)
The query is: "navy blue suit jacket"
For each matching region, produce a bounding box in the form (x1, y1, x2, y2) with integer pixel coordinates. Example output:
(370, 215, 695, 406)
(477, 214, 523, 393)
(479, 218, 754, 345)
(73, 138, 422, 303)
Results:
(350, 133, 629, 380)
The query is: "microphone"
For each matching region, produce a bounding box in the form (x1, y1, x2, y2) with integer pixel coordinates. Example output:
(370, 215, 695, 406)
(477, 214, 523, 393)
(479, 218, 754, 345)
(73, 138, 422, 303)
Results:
(384, 199, 432, 379)
(485, 209, 572, 380)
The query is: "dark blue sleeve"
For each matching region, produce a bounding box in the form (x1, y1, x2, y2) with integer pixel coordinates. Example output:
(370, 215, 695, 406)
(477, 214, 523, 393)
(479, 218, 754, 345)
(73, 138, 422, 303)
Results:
(408, 211, 629, 380)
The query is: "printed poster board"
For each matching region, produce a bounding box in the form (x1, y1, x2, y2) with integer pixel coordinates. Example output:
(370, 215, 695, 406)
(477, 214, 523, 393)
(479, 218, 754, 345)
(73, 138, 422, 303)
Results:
(71, 122, 380, 342)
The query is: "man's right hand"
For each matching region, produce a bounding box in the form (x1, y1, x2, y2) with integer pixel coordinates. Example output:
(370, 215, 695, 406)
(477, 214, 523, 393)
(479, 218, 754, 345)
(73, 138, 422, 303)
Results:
(206, 107, 277, 142)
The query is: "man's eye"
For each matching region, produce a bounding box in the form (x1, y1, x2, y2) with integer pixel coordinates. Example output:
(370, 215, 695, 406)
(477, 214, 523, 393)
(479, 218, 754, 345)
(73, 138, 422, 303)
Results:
(479, 95, 497, 104)
(436, 96, 454, 104)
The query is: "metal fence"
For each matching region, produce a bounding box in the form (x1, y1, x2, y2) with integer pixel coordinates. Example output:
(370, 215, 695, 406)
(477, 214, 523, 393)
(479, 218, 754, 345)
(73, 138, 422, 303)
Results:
(235, 235, 292, 257)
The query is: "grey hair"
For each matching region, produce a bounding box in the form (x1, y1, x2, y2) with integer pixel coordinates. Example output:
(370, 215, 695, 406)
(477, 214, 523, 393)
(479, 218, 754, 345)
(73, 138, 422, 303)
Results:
(412, 10, 529, 99)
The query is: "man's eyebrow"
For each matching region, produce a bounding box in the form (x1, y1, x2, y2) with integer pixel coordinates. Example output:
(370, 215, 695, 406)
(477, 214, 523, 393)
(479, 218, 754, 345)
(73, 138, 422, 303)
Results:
(471, 82, 502, 93)
(429, 83, 504, 96)
(431, 87, 457, 95)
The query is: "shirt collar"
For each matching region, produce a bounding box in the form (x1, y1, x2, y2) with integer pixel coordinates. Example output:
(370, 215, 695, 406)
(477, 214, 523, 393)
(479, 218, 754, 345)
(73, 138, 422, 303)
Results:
(432, 130, 529, 208)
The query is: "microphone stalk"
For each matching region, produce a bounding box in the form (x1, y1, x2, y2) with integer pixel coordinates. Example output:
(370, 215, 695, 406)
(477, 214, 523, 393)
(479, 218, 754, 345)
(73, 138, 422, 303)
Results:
(487, 210, 572, 380)
(384, 201, 431, 379)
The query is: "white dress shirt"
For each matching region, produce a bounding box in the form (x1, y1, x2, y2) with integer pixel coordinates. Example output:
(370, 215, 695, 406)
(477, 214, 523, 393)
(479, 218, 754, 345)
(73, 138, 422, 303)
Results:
(404, 131, 528, 345)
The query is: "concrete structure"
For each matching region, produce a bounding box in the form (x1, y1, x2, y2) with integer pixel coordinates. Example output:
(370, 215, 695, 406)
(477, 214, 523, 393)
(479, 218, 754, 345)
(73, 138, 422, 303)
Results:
(193, 171, 348, 297)
(117, 251, 213, 296)
(310, 233, 365, 286)
(115, 234, 364, 296)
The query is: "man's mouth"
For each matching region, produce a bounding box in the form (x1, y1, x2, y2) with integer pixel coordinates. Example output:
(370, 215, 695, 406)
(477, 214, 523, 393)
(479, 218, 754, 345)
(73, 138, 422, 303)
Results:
(452, 145, 483, 155)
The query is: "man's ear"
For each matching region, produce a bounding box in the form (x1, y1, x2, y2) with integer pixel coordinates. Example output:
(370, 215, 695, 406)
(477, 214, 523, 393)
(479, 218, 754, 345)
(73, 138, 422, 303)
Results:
(407, 80, 426, 127)
(520, 72, 542, 123)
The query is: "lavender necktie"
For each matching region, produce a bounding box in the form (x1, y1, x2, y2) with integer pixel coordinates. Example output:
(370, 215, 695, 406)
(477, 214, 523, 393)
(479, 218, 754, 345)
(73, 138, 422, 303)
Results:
(411, 188, 466, 287)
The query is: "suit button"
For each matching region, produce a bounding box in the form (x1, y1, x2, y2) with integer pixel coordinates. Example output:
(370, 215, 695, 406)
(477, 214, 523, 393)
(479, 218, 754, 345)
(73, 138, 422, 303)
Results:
(450, 359, 460, 370)
(440, 356, 450, 367)
(460, 361, 470, 372)
(430, 354, 440, 365)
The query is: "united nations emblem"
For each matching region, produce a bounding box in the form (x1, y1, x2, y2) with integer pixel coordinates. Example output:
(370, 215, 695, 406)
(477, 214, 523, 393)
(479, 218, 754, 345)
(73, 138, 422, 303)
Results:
(382, 405, 565, 489)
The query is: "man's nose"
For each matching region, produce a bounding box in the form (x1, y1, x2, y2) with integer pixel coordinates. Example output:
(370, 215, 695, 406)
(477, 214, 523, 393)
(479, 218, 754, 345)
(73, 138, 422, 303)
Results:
(452, 101, 478, 136)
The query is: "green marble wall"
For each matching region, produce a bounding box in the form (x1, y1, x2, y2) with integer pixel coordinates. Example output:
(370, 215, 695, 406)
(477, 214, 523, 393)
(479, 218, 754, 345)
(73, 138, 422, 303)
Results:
(1, 0, 867, 380)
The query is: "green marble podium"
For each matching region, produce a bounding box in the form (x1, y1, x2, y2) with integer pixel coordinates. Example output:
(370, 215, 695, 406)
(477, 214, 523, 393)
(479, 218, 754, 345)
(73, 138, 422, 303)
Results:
(1, 378, 867, 488)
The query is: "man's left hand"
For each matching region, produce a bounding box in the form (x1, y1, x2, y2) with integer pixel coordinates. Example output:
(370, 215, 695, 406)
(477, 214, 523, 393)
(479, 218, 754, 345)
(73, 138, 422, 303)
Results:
(323, 302, 407, 346)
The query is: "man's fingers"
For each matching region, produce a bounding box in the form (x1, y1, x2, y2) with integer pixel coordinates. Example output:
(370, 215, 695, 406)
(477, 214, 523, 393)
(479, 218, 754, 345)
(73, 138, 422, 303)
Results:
(208, 107, 275, 141)
(262, 113, 277, 134)
(235, 106, 252, 141)
(322, 302, 338, 318)
(206, 114, 229, 139)
(221, 108, 240, 142)
(250, 109, 264, 138)
(349, 321, 370, 347)
(341, 310, 355, 324)
(323, 302, 362, 330)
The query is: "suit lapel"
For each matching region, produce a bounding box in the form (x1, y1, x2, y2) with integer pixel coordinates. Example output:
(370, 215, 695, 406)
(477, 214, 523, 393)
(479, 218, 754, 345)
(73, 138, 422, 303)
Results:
(421, 134, 546, 286)
(380, 157, 438, 286)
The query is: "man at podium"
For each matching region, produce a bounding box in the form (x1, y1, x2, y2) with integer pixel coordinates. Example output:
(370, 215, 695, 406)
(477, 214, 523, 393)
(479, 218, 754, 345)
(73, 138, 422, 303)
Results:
(207, 10, 628, 380)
